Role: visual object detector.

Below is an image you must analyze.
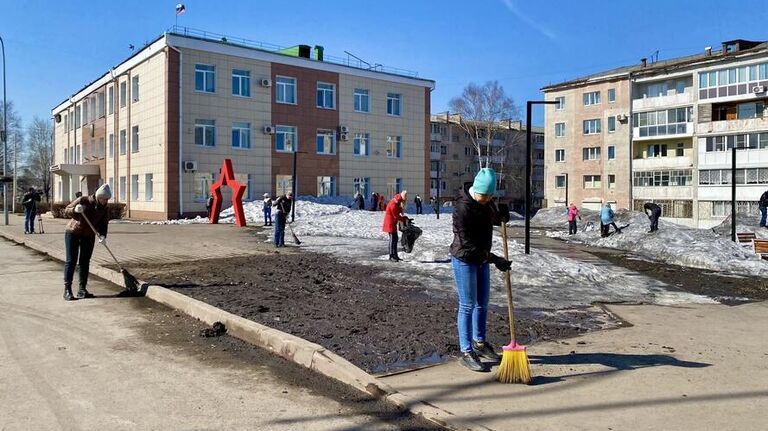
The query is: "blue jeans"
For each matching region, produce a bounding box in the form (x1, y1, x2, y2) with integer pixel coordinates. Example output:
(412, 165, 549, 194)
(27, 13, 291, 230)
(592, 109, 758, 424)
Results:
(64, 231, 95, 288)
(760, 207, 767, 227)
(24, 207, 36, 233)
(274, 212, 286, 247)
(451, 256, 490, 353)
(264, 208, 272, 225)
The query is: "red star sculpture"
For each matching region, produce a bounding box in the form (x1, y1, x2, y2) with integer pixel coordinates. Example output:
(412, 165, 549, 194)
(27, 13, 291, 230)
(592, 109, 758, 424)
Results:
(209, 159, 247, 227)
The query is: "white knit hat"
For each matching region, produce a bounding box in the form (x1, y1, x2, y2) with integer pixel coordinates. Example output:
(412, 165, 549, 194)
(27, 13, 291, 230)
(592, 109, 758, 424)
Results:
(95, 183, 112, 200)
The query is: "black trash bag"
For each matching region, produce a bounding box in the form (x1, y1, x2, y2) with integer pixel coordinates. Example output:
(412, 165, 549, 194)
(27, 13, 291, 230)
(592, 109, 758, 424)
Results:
(398, 218, 423, 253)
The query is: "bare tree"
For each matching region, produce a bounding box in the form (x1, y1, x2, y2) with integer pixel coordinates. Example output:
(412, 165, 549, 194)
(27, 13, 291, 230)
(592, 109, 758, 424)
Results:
(25, 116, 53, 201)
(0, 101, 23, 210)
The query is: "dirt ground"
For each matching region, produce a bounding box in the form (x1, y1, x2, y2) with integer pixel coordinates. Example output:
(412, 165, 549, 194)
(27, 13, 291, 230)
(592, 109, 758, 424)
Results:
(131, 247, 604, 375)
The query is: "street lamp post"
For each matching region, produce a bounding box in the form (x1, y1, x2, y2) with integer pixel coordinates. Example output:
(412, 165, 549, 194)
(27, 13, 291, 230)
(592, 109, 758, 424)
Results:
(525, 100, 559, 254)
(731, 143, 751, 242)
(1, 35, 7, 225)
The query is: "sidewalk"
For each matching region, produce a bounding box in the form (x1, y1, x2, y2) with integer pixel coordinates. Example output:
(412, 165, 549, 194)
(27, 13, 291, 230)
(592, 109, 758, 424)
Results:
(2, 215, 767, 430)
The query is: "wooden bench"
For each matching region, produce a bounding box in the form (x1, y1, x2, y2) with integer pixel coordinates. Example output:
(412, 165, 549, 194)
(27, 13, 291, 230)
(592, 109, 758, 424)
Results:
(753, 239, 768, 261)
(737, 232, 757, 245)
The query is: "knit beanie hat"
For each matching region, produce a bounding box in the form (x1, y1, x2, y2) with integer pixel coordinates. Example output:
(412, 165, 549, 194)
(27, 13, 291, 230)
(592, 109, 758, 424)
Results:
(95, 183, 112, 200)
(471, 168, 496, 195)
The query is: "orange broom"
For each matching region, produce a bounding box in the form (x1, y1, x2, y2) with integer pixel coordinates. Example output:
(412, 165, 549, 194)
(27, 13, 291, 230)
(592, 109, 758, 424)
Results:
(497, 222, 532, 384)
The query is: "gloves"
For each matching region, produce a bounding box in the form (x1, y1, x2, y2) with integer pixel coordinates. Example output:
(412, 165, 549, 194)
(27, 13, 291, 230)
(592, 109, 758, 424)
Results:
(490, 253, 512, 272)
(98, 236, 106, 246)
(74, 204, 84, 214)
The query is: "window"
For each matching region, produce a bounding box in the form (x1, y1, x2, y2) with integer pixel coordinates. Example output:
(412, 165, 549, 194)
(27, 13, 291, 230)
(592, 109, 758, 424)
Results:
(83, 99, 89, 124)
(275, 126, 296, 152)
(107, 86, 114, 115)
(131, 126, 139, 153)
(354, 177, 371, 198)
(555, 149, 565, 162)
(634, 107, 692, 137)
(555, 175, 566, 188)
(119, 176, 126, 201)
(195, 119, 216, 147)
(386, 136, 402, 158)
(195, 64, 215, 93)
(316, 82, 335, 109)
(582, 147, 601, 160)
(316, 130, 336, 155)
(430, 123, 441, 135)
(699, 168, 768, 185)
(387, 93, 402, 116)
(63, 114, 68, 133)
(232, 69, 250, 97)
(97, 92, 105, 117)
(608, 174, 616, 189)
(193, 173, 214, 203)
(276, 76, 296, 104)
(737, 102, 764, 119)
(555, 96, 565, 110)
(583, 91, 601, 106)
(131, 175, 139, 200)
(387, 178, 404, 196)
(75, 106, 81, 128)
(108, 177, 114, 200)
(647, 144, 667, 158)
(119, 129, 126, 155)
(131, 76, 140, 102)
(354, 89, 369, 112)
(276, 175, 293, 196)
(120, 82, 127, 108)
(108, 134, 114, 158)
(353, 133, 369, 156)
(607, 146, 615, 160)
(75, 145, 80, 164)
(145, 173, 153, 201)
(555, 122, 565, 137)
(231, 122, 251, 149)
(98, 137, 105, 159)
(634, 170, 692, 187)
(464, 146, 472, 156)
(317, 176, 336, 197)
(608, 88, 616, 103)
(608, 116, 616, 132)
(583, 119, 601, 135)
(583, 175, 601, 189)
(63, 148, 68, 164)
(676, 143, 684, 157)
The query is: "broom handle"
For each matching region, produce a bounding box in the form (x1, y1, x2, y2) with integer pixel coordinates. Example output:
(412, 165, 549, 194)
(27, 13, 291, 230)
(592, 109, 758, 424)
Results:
(80, 211, 124, 271)
(501, 222, 517, 342)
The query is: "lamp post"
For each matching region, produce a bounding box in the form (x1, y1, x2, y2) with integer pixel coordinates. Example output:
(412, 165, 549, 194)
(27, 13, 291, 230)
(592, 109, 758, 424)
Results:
(525, 100, 559, 254)
(1, 35, 7, 225)
(731, 143, 752, 242)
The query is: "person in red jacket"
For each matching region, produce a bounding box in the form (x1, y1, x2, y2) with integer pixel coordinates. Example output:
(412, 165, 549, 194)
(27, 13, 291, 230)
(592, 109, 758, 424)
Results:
(382, 190, 408, 261)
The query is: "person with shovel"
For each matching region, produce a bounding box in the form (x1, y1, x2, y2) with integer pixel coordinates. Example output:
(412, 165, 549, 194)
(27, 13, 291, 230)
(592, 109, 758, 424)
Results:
(62, 184, 112, 301)
(383, 190, 408, 261)
(450, 168, 511, 372)
(273, 191, 293, 247)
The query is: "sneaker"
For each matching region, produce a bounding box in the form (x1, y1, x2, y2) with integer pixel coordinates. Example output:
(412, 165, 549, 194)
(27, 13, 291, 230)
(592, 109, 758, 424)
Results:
(472, 340, 501, 361)
(460, 351, 489, 372)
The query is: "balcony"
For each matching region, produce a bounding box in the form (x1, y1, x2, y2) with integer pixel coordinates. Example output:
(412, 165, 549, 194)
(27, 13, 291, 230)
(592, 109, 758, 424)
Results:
(632, 156, 693, 170)
(698, 147, 768, 168)
(633, 122, 693, 141)
(476, 155, 505, 164)
(430, 151, 441, 160)
(431, 133, 443, 142)
(696, 117, 768, 135)
(633, 186, 693, 200)
(632, 91, 694, 111)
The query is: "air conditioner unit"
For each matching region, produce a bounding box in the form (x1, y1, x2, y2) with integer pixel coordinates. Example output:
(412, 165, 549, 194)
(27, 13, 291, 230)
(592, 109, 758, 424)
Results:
(339, 125, 349, 133)
(183, 161, 197, 172)
(752, 85, 766, 94)
(263, 125, 275, 135)
(339, 132, 349, 141)
(616, 114, 628, 122)
(260, 78, 272, 87)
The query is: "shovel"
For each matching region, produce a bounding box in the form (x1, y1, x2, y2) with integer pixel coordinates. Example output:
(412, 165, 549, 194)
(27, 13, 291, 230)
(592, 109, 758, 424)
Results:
(80, 211, 142, 296)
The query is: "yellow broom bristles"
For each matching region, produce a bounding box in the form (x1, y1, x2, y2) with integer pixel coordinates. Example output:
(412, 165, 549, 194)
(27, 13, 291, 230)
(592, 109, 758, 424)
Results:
(497, 349, 532, 384)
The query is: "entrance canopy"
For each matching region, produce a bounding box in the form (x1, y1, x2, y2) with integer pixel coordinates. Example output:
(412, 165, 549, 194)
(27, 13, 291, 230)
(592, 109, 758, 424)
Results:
(50, 164, 100, 176)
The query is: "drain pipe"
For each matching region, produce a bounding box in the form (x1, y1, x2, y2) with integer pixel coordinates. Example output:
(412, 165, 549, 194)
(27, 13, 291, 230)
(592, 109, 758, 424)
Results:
(627, 71, 634, 210)
(167, 40, 184, 218)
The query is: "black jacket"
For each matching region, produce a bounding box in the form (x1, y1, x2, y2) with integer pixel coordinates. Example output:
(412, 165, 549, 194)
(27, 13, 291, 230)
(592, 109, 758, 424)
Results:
(274, 195, 292, 214)
(643, 202, 661, 215)
(22, 191, 40, 210)
(760, 191, 768, 209)
(450, 185, 501, 264)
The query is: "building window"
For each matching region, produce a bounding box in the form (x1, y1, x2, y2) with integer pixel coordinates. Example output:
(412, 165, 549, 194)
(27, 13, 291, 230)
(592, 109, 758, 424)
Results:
(583, 175, 601, 189)
(608, 88, 616, 103)
(120, 82, 127, 108)
(316, 82, 335, 109)
(119, 176, 126, 201)
(75, 145, 80, 164)
(131, 175, 139, 200)
(354, 88, 370, 113)
(195, 119, 216, 147)
(647, 144, 667, 158)
(607, 146, 615, 160)
(354, 177, 371, 198)
(387, 93, 402, 116)
(131, 76, 140, 102)
(316, 130, 336, 155)
(145, 173, 153, 201)
(555, 122, 565, 137)
(107, 86, 114, 115)
(583, 91, 601, 106)
(232, 69, 251, 97)
(464, 146, 473, 156)
(555, 148, 565, 162)
(699, 168, 768, 185)
(108, 134, 114, 158)
(676, 143, 684, 157)
(99, 137, 105, 159)
(119, 129, 126, 155)
(386, 136, 402, 158)
(75, 105, 81, 128)
(583, 119, 601, 135)
(353, 133, 369, 156)
(555, 96, 565, 110)
(97, 92, 105, 117)
(634, 169, 692, 187)
(231, 122, 251, 149)
(608, 116, 616, 132)
(275, 125, 296, 152)
(634, 107, 692, 137)
(276, 76, 296, 104)
(107, 177, 113, 200)
(431, 123, 441, 135)
(317, 176, 336, 197)
(276, 175, 293, 196)
(555, 175, 566, 188)
(608, 174, 616, 188)
(193, 173, 213, 203)
(195, 64, 215, 93)
(582, 147, 601, 160)
(131, 126, 139, 153)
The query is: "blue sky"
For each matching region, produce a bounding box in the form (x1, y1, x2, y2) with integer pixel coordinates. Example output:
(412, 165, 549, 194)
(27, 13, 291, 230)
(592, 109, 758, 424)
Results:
(2, 0, 767, 128)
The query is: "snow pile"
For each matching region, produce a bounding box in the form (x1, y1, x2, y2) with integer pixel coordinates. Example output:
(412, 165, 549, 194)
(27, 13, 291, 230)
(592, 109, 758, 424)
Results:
(141, 216, 210, 225)
(547, 209, 768, 277)
(712, 212, 768, 240)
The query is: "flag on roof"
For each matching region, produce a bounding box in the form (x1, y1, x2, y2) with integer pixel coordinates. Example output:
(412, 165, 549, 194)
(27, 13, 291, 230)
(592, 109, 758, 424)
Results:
(175, 4, 186, 16)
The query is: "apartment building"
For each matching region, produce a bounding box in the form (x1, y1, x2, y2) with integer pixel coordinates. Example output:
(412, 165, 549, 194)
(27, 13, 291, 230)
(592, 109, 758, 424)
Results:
(543, 39, 768, 228)
(428, 114, 544, 210)
(51, 28, 434, 220)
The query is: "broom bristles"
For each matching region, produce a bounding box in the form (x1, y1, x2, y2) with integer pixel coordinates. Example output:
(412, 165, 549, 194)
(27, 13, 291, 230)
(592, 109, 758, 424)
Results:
(497, 344, 532, 384)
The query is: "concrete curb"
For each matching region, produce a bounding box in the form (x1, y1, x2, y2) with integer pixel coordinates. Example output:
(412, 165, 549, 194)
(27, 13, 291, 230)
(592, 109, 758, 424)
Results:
(0, 229, 488, 431)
